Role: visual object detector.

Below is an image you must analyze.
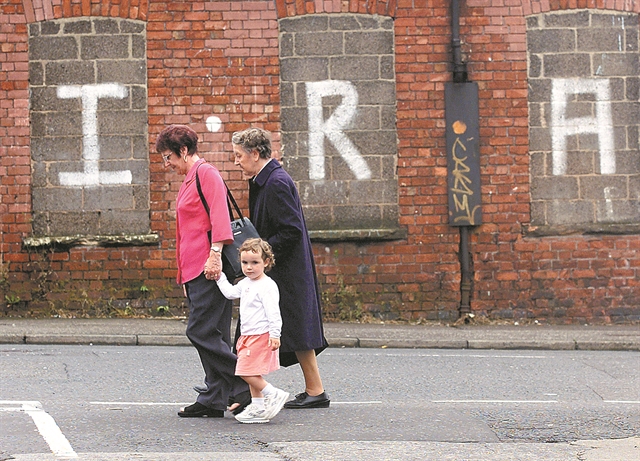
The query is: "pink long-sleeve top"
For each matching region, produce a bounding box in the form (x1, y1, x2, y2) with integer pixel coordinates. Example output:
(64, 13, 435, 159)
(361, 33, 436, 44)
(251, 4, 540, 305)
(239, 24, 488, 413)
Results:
(175, 159, 233, 284)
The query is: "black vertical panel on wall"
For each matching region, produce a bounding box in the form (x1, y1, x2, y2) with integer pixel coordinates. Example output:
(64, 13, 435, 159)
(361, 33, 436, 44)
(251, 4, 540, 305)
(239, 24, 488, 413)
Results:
(445, 82, 482, 227)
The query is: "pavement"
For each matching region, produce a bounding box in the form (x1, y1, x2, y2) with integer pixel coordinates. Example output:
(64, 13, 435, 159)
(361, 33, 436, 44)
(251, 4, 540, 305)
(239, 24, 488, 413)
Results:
(1, 318, 638, 461)
(0, 317, 638, 351)
(3, 438, 640, 461)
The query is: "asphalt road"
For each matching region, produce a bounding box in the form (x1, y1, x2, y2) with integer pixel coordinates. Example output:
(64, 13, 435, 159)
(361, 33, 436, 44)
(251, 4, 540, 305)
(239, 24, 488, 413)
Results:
(1, 345, 638, 460)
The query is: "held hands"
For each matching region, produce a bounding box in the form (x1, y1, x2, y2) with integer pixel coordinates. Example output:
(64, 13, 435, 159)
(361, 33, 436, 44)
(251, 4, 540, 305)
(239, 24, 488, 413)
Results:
(204, 247, 222, 281)
(268, 337, 281, 351)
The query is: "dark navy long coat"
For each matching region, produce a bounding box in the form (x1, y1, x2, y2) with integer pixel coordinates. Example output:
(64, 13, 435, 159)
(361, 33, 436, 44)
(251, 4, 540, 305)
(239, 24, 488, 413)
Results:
(249, 159, 328, 367)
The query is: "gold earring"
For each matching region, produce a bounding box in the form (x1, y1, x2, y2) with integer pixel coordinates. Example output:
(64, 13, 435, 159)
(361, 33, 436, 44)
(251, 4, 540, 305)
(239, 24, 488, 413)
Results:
(183, 156, 187, 163)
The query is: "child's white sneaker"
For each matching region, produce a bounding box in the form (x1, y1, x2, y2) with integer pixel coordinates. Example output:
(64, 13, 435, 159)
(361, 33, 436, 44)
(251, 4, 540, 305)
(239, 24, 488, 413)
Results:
(264, 388, 289, 420)
(235, 403, 270, 424)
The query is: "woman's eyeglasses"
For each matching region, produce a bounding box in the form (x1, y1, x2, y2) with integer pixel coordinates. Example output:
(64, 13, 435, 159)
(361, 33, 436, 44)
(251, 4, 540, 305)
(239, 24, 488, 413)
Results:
(162, 153, 172, 163)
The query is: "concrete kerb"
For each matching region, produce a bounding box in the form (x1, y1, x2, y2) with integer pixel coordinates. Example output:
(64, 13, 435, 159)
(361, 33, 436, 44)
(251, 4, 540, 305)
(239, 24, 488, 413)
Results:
(0, 320, 639, 351)
(25, 334, 138, 346)
(3, 335, 639, 351)
(467, 340, 577, 350)
(357, 338, 469, 349)
(137, 335, 191, 346)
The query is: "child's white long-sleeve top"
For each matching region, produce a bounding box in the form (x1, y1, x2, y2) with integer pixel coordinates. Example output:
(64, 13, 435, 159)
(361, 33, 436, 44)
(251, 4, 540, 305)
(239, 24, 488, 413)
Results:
(216, 272, 282, 338)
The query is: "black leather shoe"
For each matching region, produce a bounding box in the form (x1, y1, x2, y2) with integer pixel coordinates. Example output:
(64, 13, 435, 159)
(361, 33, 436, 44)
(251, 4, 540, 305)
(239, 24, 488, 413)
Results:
(178, 402, 224, 418)
(283, 391, 330, 409)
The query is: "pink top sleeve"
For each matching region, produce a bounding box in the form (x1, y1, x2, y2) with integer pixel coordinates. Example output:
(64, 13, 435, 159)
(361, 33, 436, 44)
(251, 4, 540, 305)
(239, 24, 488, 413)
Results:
(175, 159, 233, 284)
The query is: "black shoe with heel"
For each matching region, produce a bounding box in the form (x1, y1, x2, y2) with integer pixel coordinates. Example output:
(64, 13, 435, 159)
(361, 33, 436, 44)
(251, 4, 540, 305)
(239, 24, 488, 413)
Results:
(283, 391, 330, 409)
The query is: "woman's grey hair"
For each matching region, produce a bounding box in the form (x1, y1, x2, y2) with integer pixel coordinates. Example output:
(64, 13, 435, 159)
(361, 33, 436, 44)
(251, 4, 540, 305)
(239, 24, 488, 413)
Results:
(232, 127, 272, 159)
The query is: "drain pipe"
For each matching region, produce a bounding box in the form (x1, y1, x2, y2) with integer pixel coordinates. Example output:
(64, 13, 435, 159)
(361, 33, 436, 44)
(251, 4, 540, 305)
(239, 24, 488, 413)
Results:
(448, 0, 476, 318)
(452, 0, 471, 316)
(451, 0, 468, 84)
(459, 226, 472, 316)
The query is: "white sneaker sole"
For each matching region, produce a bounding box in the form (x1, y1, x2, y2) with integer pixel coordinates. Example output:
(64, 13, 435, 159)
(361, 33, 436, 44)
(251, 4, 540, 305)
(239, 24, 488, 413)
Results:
(236, 417, 270, 424)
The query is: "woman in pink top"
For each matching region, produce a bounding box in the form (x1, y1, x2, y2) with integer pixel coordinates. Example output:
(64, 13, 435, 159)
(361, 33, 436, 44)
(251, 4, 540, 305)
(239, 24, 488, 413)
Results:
(156, 124, 250, 418)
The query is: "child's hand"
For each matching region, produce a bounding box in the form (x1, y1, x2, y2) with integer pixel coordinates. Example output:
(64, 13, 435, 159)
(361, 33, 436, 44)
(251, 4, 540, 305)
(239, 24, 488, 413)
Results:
(268, 337, 280, 351)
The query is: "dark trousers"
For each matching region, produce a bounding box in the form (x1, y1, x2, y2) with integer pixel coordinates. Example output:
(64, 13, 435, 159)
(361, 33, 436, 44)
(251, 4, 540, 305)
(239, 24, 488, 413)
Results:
(184, 273, 249, 410)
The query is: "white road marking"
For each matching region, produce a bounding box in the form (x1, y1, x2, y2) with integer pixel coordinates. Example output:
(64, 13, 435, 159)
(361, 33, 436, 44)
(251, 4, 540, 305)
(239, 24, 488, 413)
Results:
(433, 400, 558, 404)
(92, 400, 639, 407)
(347, 352, 551, 359)
(90, 401, 191, 406)
(0, 400, 77, 458)
(325, 401, 382, 405)
(90, 401, 383, 406)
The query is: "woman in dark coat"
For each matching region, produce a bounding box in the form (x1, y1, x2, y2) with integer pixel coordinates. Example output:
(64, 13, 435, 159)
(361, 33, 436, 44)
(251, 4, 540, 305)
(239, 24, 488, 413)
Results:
(232, 127, 330, 409)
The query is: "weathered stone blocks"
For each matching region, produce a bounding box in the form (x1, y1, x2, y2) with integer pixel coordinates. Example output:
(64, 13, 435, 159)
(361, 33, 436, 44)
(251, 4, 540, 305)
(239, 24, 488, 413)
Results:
(528, 10, 640, 229)
(279, 13, 398, 233)
(29, 18, 149, 237)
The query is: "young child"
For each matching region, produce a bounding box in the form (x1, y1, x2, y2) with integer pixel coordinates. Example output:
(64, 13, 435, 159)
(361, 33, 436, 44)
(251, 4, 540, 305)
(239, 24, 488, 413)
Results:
(215, 238, 289, 423)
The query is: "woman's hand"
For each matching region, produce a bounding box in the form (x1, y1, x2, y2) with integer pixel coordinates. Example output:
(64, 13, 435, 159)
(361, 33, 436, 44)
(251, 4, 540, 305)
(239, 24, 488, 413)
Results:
(204, 254, 221, 280)
(204, 242, 224, 280)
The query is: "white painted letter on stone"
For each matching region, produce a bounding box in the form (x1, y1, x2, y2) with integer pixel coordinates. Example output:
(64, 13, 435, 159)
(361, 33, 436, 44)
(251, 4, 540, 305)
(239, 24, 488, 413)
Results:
(57, 83, 132, 187)
(306, 80, 371, 180)
(551, 78, 615, 176)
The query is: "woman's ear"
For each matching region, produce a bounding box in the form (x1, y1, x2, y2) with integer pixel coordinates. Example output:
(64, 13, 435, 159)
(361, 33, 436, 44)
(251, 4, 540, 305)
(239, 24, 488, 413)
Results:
(180, 145, 189, 156)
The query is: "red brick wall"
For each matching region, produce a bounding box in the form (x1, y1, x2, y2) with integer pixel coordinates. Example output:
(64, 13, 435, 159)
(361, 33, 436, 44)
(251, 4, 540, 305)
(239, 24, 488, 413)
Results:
(462, 0, 639, 323)
(1, 0, 32, 311)
(1, 0, 638, 322)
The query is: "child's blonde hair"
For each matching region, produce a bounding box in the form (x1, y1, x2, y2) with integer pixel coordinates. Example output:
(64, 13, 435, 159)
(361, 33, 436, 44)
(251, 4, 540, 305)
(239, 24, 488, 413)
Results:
(239, 238, 275, 271)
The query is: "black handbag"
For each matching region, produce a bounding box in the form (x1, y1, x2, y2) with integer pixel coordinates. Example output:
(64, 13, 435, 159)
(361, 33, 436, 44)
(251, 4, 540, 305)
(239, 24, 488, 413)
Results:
(195, 165, 260, 279)
(221, 187, 260, 278)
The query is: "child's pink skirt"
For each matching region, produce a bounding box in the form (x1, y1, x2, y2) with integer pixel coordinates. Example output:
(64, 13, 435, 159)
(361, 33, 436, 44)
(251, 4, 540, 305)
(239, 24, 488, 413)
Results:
(235, 332, 280, 376)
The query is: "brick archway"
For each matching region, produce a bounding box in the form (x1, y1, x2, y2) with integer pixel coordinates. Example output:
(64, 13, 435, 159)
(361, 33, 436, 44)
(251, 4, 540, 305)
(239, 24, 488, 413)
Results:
(273, 0, 397, 19)
(20, 0, 148, 22)
(521, 0, 639, 14)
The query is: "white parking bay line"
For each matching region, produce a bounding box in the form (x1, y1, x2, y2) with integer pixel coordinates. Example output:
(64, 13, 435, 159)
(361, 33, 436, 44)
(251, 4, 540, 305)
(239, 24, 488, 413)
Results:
(604, 400, 640, 404)
(0, 400, 77, 458)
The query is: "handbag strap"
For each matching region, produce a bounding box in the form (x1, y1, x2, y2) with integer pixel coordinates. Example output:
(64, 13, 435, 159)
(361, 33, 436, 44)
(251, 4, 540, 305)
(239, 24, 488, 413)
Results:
(194, 163, 210, 216)
(194, 163, 244, 221)
(225, 184, 244, 221)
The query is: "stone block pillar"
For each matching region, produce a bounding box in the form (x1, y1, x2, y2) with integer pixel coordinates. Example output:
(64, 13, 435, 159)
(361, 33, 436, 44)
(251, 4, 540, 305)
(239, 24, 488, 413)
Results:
(29, 17, 149, 237)
(279, 14, 400, 237)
